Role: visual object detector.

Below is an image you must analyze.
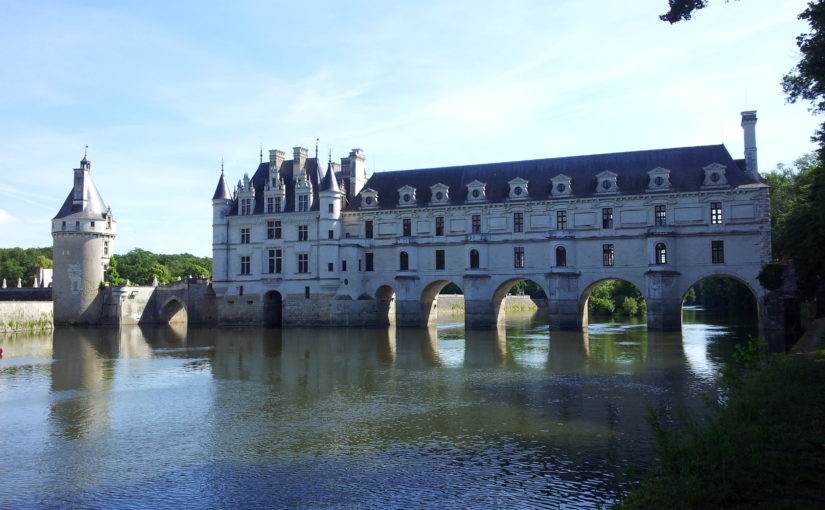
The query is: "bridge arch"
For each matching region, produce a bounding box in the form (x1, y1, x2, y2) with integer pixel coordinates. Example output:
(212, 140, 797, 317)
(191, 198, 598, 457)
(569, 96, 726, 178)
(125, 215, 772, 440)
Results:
(160, 297, 188, 324)
(680, 273, 761, 327)
(421, 280, 463, 327)
(376, 285, 396, 327)
(263, 290, 283, 327)
(491, 277, 548, 325)
(579, 277, 648, 328)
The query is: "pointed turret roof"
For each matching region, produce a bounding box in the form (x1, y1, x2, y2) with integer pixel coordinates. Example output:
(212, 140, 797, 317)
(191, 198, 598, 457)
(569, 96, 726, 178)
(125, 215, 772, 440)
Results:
(320, 164, 340, 193)
(212, 170, 231, 200)
(53, 154, 110, 220)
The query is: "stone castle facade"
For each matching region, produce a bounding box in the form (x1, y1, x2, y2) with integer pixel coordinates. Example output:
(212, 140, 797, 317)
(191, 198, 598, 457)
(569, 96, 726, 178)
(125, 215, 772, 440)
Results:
(210, 112, 771, 330)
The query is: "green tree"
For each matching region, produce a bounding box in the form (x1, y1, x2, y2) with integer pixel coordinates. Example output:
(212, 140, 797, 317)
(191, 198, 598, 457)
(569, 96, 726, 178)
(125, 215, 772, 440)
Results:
(0, 247, 53, 286)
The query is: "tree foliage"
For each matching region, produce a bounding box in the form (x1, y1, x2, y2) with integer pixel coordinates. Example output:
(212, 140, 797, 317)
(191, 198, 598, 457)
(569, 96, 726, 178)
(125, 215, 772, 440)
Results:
(659, 0, 709, 23)
(105, 248, 211, 286)
(0, 247, 53, 287)
(588, 280, 647, 318)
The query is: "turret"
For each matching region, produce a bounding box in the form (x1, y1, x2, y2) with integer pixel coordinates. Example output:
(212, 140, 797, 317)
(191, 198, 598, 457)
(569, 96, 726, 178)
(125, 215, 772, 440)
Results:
(212, 167, 233, 282)
(51, 152, 116, 324)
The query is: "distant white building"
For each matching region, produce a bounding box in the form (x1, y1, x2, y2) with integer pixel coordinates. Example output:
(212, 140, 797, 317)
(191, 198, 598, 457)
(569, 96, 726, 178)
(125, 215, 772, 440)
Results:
(211, 111, 771, 329)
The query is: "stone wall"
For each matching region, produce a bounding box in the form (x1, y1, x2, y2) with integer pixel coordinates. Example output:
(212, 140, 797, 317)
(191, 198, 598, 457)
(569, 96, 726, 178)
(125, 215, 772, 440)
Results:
(0, 301, 53, 333)
(0, 288, 53, 301)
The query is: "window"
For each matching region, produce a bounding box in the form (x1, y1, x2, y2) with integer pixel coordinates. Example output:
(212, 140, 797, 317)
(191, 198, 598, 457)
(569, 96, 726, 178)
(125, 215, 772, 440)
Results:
(298, 194, 309, 212)
(556, 210, 567, 230)
(712, 240, 725, 264)
(328, 262, 334, 272)
(62, 221, 66, 230)
(399, 251, 409, 271)
(106, 218, 111, 229)
(104, 241, 109, 256)
(305, 286, 310, 299)
(655, 243, 667, 264)
(435, 249, 445, 270)
(298, 253, 309, 273)
(241, 256, 251, 275)
(403, 218, 412, 237)
(602, 208, 613, 229)
(266, 197, 274, 213)
(655, 205, 667, 226)
(365, 253, 374, 271)
(274, 197, 281, 213)
(365, 220, 374, 239)
(90, 221, 95, 228)
(469, 249, 480, 269)
(328, 230, 334, 239)
(328, 203, 334, 214)
(298, 225, 308, 241)
(241, 228, 250, 244)
(268, 249, 282, 273)
(555, 246, 566, 267)
(267, 221, 277, 239)
(514, 212, 523, 233)
(239, 285, 244, 296)
(342, 260, 347, 271)
(241, 199, 252, 215)
(514, 247, 525, 268)
(75, 221, 80, 230)
(602, 244, 615, 266)
(472, 214, 481, 234)
(711, 202, 723, 224)
(435, 216, 444, 236)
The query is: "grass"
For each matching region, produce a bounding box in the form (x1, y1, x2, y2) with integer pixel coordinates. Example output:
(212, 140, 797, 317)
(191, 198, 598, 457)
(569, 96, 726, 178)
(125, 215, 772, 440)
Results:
(616, 342, 825, 509)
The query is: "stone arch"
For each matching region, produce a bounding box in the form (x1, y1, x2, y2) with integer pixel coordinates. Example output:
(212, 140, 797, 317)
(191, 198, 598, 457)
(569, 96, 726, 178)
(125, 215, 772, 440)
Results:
(420, 280, 463, 327)
(680, 273, 761, 327)
(263, 290, 283, 327)
(491, 277, 549, 325)
(160, 297, 188, 324)
(376, 285, 396, 327)
(579, 277, 648, 328)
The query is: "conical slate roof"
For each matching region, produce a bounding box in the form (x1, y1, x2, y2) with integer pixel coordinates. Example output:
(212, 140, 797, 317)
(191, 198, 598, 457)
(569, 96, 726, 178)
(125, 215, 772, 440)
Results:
(53, 158, 110, 220)
(212, 171, 232, 200)
(320, 164, 340, 193)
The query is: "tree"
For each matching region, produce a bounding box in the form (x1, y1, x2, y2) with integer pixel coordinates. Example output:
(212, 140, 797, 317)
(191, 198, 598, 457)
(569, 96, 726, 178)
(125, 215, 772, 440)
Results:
(659, 0, 709, 23)
(0, 247, 53, 286)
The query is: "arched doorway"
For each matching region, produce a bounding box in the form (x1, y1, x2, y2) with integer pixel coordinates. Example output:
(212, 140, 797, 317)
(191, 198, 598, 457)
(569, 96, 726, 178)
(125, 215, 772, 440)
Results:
(263, 291, 283, 327)
(491, 278, 548, 325)
(421, 280, 464, 327)
(160, 298, 188, 324)
(376, 285, 396, 327)
(580, 279, 647, 328)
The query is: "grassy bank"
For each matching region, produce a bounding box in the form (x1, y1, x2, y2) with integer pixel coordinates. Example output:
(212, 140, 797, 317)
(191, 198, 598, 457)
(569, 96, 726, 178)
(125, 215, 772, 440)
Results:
(617, 333, 825, 509)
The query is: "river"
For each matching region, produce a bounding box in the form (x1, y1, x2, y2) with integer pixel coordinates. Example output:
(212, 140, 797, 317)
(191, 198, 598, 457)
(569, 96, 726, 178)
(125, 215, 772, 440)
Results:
(0, 309, 756, 509)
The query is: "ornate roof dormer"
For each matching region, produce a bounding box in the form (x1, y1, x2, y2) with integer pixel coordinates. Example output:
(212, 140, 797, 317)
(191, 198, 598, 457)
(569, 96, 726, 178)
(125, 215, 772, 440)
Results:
(702, 163, 729, 189)
(507, 177, 528, 200)
(359, 188, 379, 209)
(397, 185, 417, 207)
(294, 165, 313, 212)
(647, 167, 672, 192)
(595, 170, 618, 195)
(550, 174, 572, 198)
(429, 183, 450, 205)
(465, 180, 487, 203)
(237, 173, 256, 215)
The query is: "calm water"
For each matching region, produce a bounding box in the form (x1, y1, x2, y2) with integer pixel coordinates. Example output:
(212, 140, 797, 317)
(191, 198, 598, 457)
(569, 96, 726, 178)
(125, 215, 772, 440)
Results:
(0, 310, 755, 509)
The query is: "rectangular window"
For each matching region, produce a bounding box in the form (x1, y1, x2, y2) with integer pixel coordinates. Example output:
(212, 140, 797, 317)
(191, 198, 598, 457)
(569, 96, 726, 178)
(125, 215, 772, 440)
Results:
(305, 286, 310, 299)
(62, 221, 66, 230)
(267, 249, 282, 273)
(298, 253, 309, 273)
(328, 203, 334, 214)
(106, 218, 111, 229)
(328, 262, 334, 272)
(435, 249, 445, 270)
(241, 199, 252, 215)
(266, 197, 274, 213)
(342, 260, 347, 271)
(365, 253, 374, 271)
(267, 221, 276, 239)
(556, 210, 567, 230)
(298, 195, 309, 212)
(365, 220, 374, 239)
(328, 230, 334, 239)
(514, 247, 525, 268)
(435, 216, 444, 236)
(712, 240, 725, 264)
(240, 228, 250, 244)
(472, 214, 481, 234)
(103, 241, 109, 256)
(274, 197, 281, 213)
(655, 205, 667, 226)
(711, 202, 723, 224)
(602, 244, 615, 267)
(90, 221, 95, 228)
(75, 221, 80, 230)
(514, 212, 523, 233)
(403, 218, 412, 237)
(602, 208, 613, 229)
(241, 256, 251, 275)
(298, 225, 308, 241)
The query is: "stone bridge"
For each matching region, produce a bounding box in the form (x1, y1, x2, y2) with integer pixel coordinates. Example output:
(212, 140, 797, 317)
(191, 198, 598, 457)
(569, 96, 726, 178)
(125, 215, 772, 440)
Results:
(101, 278, 218, 325)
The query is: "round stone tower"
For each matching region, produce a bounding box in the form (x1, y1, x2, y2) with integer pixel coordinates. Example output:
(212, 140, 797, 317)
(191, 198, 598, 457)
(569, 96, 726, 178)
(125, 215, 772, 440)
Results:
(51, 153, 116, 324)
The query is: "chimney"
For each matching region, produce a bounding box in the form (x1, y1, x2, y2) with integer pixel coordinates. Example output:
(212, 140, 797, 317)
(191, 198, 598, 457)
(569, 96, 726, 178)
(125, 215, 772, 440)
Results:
(293, 147, 308, 172)
(741, 110, 758, 179)
(269, 149, 285, 169)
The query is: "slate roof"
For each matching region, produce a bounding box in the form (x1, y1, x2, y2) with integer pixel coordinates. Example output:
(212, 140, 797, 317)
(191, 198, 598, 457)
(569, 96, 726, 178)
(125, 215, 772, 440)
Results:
(320, 164, 340, 193)
(345, 144, 757, 211)
(227, 158, 328, 215)
(212, 171, 231, 200)
(53, 169, 110, 220)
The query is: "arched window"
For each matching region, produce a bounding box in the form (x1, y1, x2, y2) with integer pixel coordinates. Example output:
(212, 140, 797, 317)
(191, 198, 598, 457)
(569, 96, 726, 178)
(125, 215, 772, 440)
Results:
(555, 246, 567, 267)
(399, 251, 409, 271)
(469, 249, 480, 269)
(655, 243, 667, 265)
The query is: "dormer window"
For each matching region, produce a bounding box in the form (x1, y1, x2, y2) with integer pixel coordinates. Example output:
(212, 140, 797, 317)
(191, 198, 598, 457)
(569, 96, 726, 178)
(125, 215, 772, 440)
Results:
(297, 194, 309, 212)
(465, 180, 487, 202)
(595, 170, 618, 195)
(702, 163, 729, 188)
(550, 174, 572, 198)
(359, 188, 379, 210)
(508, 177, 528, 200)
(647, 167, 672, 192)
(397, 185, 417, 207)
(430, 183, 450, 205)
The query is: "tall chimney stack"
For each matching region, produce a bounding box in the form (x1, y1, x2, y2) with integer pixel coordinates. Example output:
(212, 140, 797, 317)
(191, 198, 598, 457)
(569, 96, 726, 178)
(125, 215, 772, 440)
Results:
(741, 110, 759, 179)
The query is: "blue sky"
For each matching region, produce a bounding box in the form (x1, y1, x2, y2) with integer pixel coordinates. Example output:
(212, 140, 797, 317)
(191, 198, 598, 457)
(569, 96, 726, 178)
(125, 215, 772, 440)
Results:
(0, 0, 817, 257)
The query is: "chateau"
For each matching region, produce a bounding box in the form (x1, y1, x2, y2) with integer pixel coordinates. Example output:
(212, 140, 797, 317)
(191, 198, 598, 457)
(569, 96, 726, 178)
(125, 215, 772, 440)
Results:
(210, 111, 771, 330)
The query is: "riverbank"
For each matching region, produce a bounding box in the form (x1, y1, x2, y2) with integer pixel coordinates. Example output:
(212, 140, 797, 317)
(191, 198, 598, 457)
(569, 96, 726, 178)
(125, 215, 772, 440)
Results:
(616, 321, 825, 509)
